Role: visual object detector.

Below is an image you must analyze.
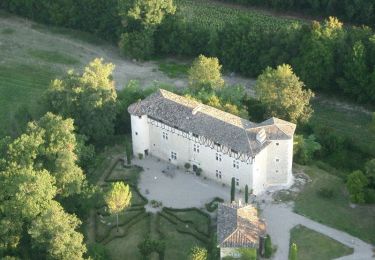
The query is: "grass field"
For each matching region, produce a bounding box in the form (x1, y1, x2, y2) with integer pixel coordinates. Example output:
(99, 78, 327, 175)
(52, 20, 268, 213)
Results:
(289, 225, 353, 260)
(176, 0, 303, 31)
(311, 99, 375, 157)
(294, 164, 375, 244)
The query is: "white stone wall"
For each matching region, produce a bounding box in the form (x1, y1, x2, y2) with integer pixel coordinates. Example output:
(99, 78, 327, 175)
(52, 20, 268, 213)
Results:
(130, 115, 150, 156)
(130, 114, 293, 194)
(220, 247, 241, 259)
(252, 147, 268, 195)
(265, 139, 293, 186)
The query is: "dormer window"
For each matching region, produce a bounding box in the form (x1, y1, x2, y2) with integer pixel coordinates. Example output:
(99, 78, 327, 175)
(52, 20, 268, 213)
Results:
(256, 128, 266, 144)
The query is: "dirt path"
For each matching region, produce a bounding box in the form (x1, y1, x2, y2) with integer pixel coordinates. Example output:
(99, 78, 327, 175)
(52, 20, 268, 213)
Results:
(259, 202, 374, 260)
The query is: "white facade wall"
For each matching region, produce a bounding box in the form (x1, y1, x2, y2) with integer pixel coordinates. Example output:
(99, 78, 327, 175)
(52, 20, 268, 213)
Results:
(130, 114, 294, 195)
(265, 139, 293, 186)
(131, 115, 150, 156)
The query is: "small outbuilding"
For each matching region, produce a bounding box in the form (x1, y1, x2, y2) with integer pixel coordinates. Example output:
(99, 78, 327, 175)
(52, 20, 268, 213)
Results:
(217, 201, 266, 259)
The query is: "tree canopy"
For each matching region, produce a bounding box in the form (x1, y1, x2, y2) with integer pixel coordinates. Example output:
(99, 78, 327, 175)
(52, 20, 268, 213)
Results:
(46, 58, 117, 145)
(0, 113, 87, 257)
(255, 64, 314, 123)
(126, 0, 176, 27)
(29, 201, 86, 260)
(188, 55, 225, 90)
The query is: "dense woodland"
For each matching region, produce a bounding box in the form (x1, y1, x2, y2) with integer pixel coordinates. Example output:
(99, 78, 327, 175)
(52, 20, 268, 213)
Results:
(219, 0, 375, 28)
(1, 0, 375, 105)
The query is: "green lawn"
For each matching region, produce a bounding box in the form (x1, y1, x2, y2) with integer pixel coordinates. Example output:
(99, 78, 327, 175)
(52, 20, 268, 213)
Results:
(157, 61, 190, 78)
(290, 225, 353, 260)
(0, 64, 57, 135)
(105, 216, 151, 260)
(294, 164, 375, 244)
(158, 215, 206, 260)
(311, 99, 375, 156)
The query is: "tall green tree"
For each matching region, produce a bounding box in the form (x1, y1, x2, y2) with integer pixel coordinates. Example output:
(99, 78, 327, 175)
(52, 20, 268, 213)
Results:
(0, 166, 56, 249)
(46, 58, 117, 145)
(346, 170, 368, 203)
(29, 201, 86, 260)
(255, 64, 314, 123)
(339, 41, 370, 102)
(231, 177, 235, 202)
(123, 0, 176, 27)
(6, 113, 85, 197)
(188, 55, 225, 90)
(295, 17, 345, 91)
(105, 182, 132, 232)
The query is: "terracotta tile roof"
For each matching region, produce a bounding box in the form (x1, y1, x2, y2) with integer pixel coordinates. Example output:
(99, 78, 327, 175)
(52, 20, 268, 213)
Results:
(128, 89, 296, 157)
(217, 202, 266, 248)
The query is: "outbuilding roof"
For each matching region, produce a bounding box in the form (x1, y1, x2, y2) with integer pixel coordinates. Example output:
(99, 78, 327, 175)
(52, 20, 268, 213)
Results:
(217, 202, 266, 248)
(128, 89, 296, 157)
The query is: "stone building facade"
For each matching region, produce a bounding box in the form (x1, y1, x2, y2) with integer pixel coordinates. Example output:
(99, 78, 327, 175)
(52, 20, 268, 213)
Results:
(128, 89, 295, 195)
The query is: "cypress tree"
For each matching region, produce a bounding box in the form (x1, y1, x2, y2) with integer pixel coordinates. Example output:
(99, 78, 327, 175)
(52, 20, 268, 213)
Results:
(231, 177, 235, 202)
(245, 184, 249, 203)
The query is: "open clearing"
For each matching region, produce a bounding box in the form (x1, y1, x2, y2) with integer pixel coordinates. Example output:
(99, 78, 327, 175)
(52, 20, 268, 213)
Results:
(290, 225, 354, 260)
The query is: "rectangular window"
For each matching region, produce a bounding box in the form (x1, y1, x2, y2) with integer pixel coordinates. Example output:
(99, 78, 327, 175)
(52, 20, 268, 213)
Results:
(163, 132, 168, 140)
(216, 170, 222, 179)
(276, 158, 280, 162)
(233, 160, 239, 169)
(171, 152, 177, 160)
(193, 144, 200, 153)
(216, 153, 222, 162)
(276, 143, 279, 146)
(235, 178, 239, 186)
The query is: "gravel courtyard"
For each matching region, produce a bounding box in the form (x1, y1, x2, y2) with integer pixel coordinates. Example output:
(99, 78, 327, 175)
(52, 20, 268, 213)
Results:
(135, 156, 232, 209)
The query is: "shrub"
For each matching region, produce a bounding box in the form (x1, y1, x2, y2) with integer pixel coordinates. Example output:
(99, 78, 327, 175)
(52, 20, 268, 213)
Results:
(119, 29, 155, 60)
(264, 235, 273, 258)
(138, 153, 143, 160)
(196, 168, 202, 176)
(185, 162, 191, 170)
(189, 246, 208, 260)
(346, 170, 368, 203)
(290, 243, 298, 260)
(205, 197, 224, 212)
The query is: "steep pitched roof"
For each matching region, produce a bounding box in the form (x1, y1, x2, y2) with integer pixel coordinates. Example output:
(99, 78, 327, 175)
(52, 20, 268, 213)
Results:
(217, 202, 266, 248)
(128, 89, 296, 157)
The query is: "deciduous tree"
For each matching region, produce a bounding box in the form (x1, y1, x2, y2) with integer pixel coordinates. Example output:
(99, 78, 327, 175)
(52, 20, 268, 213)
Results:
(46, 58, 117, 145)
(255, 64, 314, 123)
(125, 0, 176, 27)
(29, 201, 86, 260)
(189, 55, 224, 90)
(105, 182, 132, 231)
